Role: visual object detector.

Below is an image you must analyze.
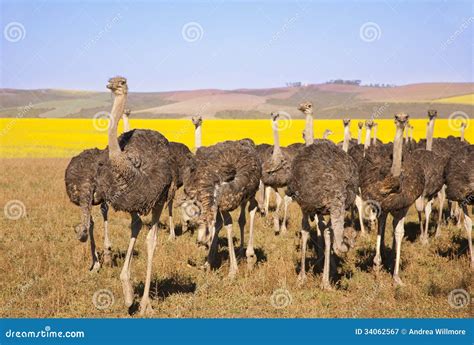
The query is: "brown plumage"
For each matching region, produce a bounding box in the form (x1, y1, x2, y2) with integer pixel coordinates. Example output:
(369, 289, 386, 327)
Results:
(287, 140, 359, 289)
(183, 139, 262, 277)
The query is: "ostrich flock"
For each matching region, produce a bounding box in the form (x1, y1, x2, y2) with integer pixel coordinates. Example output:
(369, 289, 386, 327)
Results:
(65, 77, 473, 315)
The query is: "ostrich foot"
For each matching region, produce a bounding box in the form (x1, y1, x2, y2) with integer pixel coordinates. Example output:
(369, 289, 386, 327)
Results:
(168, 234, 176, 241)
(103, 251, 112, 266)
(434, 227, 442, 238)
(420, 235, 429, 246)
(121, 279, 134, 308)
(320, 280, 333, 291)
(393, 275, 405, 287)
(139, 297, 154, 316)
(297, 271, 306, 284)
(228, 268, 238, 279)
(90, 261, 101, 273)
(280, 224, 288, 235)
(246, 253, 257, 270)
(373, 255, 382, 271)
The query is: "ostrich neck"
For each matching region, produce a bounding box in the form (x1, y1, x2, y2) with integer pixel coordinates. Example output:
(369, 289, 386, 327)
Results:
(357, 128, 362, 144)
(364, 127, 371, 150)
(391, 125, 404, 177)
(122, 115, 129, 133)
(304, 114, 314, 146)
(108, 93, 126, 158)
(372, 127, 378, 146)
(460, 127, 465, 142)
(195, 125, 202, 149)
(342, 126, 350, 152)
(272, 120, 281, 156)
(426, 119, 435, 151)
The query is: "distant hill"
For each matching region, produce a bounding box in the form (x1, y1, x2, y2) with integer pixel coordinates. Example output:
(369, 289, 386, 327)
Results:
(0, 82, 472, 119)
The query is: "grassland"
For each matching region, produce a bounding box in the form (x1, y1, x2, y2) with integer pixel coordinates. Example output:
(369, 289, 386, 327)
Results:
(0, 158, 472, 318)
(434, 93, 474, 105)
(0, 119, 471, 158)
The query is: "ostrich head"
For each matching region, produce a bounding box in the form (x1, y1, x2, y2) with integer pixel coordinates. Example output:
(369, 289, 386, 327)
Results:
(358, 121, 364, 129)
(106, 76, 128, 95)
(365, 119, 374, 129)
(322, 129, 333, 139)
(297, 101, 313, 115)
(427, 109, 437, 120)
(192, 115, 202, 128)
(343, 119, 351, 126)
(271, 111, 280, 122)
(394, 112, 409, 128)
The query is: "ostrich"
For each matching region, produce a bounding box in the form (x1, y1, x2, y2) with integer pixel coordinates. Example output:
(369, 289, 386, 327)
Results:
(323, 129, 333, 140)
(357, 121, 364, 145)
(182, 139, 262, 277)
(287, 140, 359, 289)
(65, 148, 110, 271)
(192, 115, 203, 150)
(372, 123, 378, 146)
(96, 76, 174, 314)
(412, 110, 446, 244)
(260, 112, 303, 234)
(360, 113, 424, 285)
(363, 120, 374, 153)
(300, 102, 314, 146)
(445, 144, 474, 269)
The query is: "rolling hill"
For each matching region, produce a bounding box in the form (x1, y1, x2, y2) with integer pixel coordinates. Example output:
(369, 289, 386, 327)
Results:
(0, 82, 472, 119)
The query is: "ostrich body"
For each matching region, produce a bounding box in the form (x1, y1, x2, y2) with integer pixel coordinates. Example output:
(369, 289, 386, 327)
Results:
(412, 110, 447, 244)
(360, 113, 424, 285)
(97, 77, 173, 314)
(287, 140, 359, 289)
(183, 139, 262, 277)
(445, 144, 474, 269)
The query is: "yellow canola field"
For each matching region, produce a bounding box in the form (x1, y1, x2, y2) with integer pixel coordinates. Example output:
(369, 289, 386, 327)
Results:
(433, 93, 474, 105)
(0, 118, 471, 158)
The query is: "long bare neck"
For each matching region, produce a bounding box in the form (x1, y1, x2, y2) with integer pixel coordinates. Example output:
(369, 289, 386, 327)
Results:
(342, 125, 350, 152)
(108, 93, 126, 158)
(364, 127, 371, 150)
(391, 125, 404, 177)
(272, 119, 281, 155)
(460, 126, 465, 142)
(426, 119, 435, 151)
(372, 127, 378, 146)
(122, 115, 129, 133)
(195, 125, 202, 149)
(357, 127, 362, 144)
(304, 114, 314, 146)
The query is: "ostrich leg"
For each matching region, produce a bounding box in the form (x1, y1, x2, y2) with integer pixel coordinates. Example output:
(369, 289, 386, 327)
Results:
(256, 181, 266, 216)
(374, 211, 388, 271)
(264, 186, 272, 216)
(139, 202, 165, 315)
(273, 189, 282, 234)
(89, 218, 100, 272)
(461, 204, 474, 270)
(246, 198, 258, 269)
(415, 197, 427, 244)
(222, 211, 238, 278)
(298, 212, 310, 283)
(280, 195, 292, 234)
(355, 194, 366, 235)
(168, 200, 175, 240)
(423, 199, 433, 243)
(392, 208, 408, 286)
(435, 186, 446, 237)
(100, 202, 112, 265)
(120, 212, 142, 307)
(238, 203, 246, 257)
(321, 226, 332, 290)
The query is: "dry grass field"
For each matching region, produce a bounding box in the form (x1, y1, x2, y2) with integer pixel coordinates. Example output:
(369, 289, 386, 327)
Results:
(0, 158, 472, 318)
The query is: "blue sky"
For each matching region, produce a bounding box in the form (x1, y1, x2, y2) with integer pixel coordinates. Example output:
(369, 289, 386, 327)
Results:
(1, 0, 472, 91)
